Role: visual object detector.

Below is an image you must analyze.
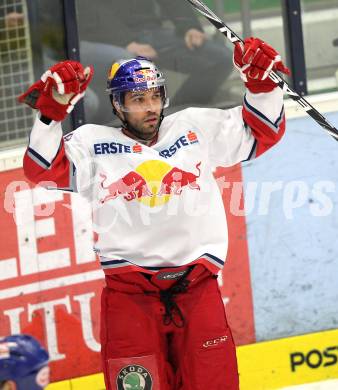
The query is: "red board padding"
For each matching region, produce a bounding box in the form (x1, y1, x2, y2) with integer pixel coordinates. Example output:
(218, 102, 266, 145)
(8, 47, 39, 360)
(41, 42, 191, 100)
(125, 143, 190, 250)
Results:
(214, 165, 255, 346)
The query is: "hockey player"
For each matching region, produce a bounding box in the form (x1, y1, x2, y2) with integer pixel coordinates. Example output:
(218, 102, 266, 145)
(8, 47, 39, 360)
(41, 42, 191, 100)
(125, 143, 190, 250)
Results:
(19, 37, 289, 389)
(0, 334, 49, 390)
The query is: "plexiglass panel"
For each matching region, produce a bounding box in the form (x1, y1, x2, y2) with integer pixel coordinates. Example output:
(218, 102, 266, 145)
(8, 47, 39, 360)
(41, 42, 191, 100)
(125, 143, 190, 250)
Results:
(0, 0, 67, 148)
(76, 0, 245, 126)
(301, 0, 338, 94)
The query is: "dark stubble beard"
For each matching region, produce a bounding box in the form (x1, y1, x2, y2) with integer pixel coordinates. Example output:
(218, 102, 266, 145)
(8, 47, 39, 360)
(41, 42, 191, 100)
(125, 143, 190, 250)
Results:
(124, 113, 161, 141)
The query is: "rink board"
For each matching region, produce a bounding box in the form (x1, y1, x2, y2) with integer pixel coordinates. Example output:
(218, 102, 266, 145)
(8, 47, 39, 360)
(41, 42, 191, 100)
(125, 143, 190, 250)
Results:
(47, 328, 338, 389)
(237, 328, 338, 389)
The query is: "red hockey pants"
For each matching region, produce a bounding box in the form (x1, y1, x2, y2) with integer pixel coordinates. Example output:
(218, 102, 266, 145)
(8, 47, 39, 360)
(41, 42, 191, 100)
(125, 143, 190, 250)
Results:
(100, 264, 239, 390)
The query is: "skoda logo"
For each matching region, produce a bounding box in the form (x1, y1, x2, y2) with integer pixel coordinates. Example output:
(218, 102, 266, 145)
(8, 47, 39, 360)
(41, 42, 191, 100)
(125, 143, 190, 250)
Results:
(116, 364, 153, 390)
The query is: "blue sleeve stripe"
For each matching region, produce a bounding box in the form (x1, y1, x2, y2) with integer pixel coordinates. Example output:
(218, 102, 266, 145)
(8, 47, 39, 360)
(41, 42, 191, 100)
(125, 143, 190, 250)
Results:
(242, 137, 257, 162)
(275, 106, 285, 127)
(69, 161, 77, 192)
(27, 147, 51, 169)
(243, 95, 284, 134)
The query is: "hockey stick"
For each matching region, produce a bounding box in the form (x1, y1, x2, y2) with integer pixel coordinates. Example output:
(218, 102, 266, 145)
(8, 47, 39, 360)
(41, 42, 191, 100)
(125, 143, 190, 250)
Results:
(185, 0, 338, 142)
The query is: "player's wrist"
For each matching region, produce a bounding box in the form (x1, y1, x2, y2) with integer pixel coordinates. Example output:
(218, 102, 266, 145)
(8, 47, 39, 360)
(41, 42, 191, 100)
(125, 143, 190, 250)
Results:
(37, 96, 70, 122)
(245, 78, 277, 93)
(40, 114, 53, 125)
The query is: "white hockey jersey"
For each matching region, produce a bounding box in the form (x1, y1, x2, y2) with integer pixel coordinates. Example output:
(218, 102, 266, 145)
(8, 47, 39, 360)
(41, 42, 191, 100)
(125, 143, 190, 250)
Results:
(24, 88, 285, 275)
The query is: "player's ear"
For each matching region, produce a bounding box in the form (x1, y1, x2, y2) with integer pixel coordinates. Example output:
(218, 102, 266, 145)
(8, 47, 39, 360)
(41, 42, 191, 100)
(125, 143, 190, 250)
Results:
(115, 105, 125, 120)
(111, 98, 125, 121)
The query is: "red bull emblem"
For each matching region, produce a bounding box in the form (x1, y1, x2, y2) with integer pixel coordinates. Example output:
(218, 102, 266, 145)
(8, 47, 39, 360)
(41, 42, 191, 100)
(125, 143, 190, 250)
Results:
(100, 172, 153, 203)
(99, 161, 201, 205)
(157, 162, 201, 196)
(134, 69, 156, 84)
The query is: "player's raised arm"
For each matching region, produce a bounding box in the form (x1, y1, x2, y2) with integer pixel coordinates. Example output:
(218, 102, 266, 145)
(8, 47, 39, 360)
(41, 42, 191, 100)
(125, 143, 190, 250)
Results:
(182, 36, 290, 168)
(18, 61, 93, 190)
(234, 37, 290, 158)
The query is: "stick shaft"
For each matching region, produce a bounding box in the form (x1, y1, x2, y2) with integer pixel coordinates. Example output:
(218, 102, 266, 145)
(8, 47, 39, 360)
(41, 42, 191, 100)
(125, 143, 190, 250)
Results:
(185, 0, 338, 141)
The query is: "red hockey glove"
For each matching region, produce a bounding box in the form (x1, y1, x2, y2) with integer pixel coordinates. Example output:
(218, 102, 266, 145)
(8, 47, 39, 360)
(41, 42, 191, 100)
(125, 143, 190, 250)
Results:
(18, 61, 93, 121)
(233, 37, 290, 93)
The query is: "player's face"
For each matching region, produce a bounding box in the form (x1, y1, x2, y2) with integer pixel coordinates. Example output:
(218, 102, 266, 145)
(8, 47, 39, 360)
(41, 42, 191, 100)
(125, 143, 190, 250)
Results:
(36, 366, 50, 387)
(1, 381, 16, 390)
(120, 88, 163, 140)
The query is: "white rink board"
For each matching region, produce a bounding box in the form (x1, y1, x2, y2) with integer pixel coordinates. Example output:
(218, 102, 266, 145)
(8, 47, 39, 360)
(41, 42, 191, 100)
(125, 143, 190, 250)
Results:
(242, 108, 338, 342)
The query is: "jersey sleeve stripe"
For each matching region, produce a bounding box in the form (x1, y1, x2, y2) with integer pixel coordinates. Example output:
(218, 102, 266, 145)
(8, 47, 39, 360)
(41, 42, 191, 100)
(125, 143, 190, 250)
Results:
(23, 139, 77, 191)
(274, 106, 285, 128)
(70, 162, 78, 192)
(27, 147, 51, 169)
(242, 137, 257, 162)
(243, 95, 284, 133)
(45, 161, 76, 192)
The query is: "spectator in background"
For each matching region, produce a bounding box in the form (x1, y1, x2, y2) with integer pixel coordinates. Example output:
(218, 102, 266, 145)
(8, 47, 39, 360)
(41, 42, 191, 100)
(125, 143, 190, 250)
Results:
(4, 12, 24, 29)
(77, 0, 234, 123)
(4, 0, 234, 125)
(0, 334, 49, 390)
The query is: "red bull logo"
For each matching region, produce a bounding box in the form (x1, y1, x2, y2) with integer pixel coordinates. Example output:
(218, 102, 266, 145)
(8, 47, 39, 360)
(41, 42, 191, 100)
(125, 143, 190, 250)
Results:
(100, 171, 152, 203)
(157, 162, 201, 196)
(133, 69, 157, 84)
(100, 161, 201, 207)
